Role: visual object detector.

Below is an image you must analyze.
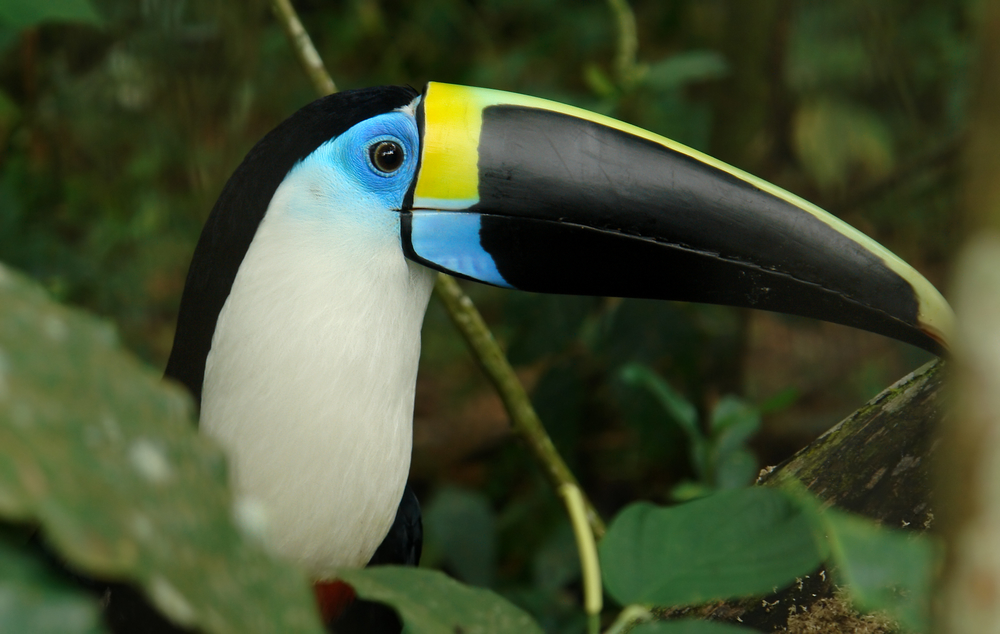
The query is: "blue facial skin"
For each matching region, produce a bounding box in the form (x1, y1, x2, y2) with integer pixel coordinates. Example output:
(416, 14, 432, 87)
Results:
(294, 111, 419, 216)
(285, 108, 510, 287)
(278, 111, 420, 257)
(330, 112, 421, 209)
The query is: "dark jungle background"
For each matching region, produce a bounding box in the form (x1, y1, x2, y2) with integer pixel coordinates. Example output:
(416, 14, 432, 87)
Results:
(0, 0, 974, 630)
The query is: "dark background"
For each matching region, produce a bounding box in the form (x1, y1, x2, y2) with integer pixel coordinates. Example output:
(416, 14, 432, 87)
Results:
(0, 1, 972, 630)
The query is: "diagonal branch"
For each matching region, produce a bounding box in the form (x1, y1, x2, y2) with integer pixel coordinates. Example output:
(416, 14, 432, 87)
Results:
(270, 0, 337, 96)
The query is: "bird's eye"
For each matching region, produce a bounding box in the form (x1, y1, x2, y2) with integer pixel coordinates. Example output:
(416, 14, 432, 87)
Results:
(369, 140, 405, 174)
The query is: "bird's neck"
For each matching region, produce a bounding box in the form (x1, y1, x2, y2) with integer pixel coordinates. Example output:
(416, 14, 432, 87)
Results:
(200, 181, 435, 576)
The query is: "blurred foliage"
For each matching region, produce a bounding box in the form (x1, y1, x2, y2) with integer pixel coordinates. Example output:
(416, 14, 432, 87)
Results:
(597, 486, 937, 632)
(620, 364, 764, 501)
(0, 532, 106, 634)
(422, 485, 497, 587)
(0, 262, 325, 633)
(0, 0, 974, 631)
(820, 507, 938, 633)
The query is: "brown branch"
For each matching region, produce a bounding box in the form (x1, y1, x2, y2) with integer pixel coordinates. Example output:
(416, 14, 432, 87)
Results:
(270, 0, 337, 96)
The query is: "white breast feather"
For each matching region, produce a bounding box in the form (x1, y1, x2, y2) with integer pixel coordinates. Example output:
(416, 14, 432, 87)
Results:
(201, 166, 435, 578)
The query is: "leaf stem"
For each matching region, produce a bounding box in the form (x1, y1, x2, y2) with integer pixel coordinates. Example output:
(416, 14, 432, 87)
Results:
(603, 605, 654, 634)
(559, 483, 603, 628)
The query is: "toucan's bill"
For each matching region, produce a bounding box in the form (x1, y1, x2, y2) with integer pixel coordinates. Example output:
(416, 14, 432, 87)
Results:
(400, 82, 952, 355)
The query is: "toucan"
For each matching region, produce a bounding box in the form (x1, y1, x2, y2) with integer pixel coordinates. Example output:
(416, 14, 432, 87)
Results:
(159, 82, 951, 627)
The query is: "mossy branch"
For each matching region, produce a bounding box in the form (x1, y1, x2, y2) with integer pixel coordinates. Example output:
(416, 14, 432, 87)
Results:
(267, 0, 606, 541)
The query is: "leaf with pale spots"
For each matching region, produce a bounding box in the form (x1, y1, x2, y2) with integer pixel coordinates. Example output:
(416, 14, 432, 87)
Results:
(0, 263, 324, 634)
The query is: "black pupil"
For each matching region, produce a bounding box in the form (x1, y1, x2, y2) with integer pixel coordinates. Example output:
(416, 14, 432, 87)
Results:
(370, 141, 404, 173)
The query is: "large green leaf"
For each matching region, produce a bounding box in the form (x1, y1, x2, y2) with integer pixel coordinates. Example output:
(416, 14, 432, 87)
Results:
(600, 488, 822, 606)
(0, 264, 323, 634)
(632, 620, 761, 634)
(337, 567, 544, 634)
(0, 0, 102, 28)
(823, 509, 937, 633)
(619, 363, 700, 441)
(0, 535, 106, 634)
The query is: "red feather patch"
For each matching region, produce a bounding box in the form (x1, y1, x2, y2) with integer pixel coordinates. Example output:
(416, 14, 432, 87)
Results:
(313, 580, 357, 623)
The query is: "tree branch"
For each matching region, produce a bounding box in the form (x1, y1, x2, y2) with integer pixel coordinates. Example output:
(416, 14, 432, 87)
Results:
(434, 275, 606, 538)
(661, 360, 945, 631)
(269, 0, 336, 96)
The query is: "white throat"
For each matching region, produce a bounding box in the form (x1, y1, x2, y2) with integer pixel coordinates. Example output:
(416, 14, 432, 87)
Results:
(201, 166, 435, 577)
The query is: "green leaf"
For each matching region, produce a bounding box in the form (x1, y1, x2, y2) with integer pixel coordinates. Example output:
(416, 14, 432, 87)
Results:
(669, 481, 715, 503)
(709, 396, 759, 437)
(641, 50, 728, 92)
(712, 448, 757, 490)
(423, 486, 496, 587)
(0, 264, 323, 634)
(823, 509, 937, 633)
(619, 364, 699, 440)
(600, 488, 822, 606)
(0, 536, 106, 634)
(620, 363, 709, 478)
(632, 620, 761, 634)
(792, 99, 895, 190)
(337, 567, 544, 634)
(709, 398, 759, 458)
(707, 397, 759, 489)
(0, 0, 102, 28)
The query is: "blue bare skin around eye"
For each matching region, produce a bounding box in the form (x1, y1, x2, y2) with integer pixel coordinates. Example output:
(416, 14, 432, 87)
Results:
(284, 112, 419, 233)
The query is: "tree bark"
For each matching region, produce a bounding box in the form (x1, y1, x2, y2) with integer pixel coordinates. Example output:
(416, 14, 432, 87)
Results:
(660, 360, 946, 631)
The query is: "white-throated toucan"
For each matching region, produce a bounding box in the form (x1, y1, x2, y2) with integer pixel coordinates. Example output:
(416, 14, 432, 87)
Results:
(162, 82, 951, 625)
